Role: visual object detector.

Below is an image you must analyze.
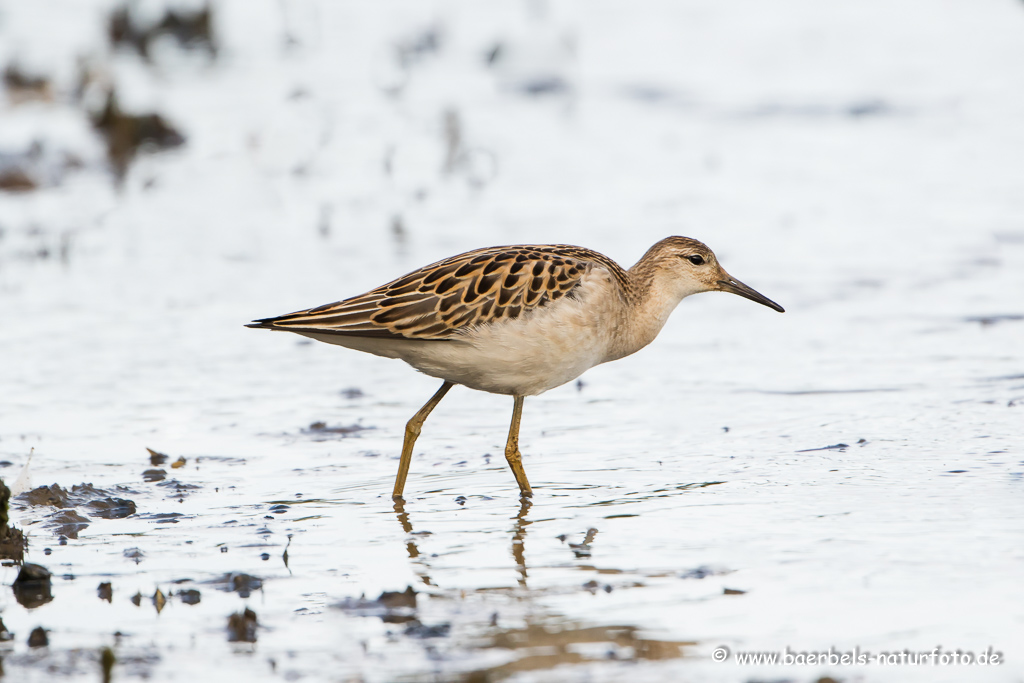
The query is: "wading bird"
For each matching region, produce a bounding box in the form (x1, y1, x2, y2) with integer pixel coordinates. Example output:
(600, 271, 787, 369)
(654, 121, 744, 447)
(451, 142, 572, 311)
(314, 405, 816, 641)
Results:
(248, 237, 783, 498)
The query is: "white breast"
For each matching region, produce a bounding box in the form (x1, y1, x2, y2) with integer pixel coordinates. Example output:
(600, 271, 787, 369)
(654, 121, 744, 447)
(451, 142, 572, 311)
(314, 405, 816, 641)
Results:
(409, 268, 626, 395)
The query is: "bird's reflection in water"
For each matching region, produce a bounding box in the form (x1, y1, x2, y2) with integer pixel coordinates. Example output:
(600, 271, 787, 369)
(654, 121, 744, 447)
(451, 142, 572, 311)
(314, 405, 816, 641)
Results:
(392, 496, 533, 589)
(386, 496, 693, 677)
(393, 497, 433, 586)
(511, 497, 531, 587)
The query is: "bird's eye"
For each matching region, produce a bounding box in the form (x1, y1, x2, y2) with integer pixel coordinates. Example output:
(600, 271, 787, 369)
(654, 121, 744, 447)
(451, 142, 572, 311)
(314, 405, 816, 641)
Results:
(687, 255, 705, 265)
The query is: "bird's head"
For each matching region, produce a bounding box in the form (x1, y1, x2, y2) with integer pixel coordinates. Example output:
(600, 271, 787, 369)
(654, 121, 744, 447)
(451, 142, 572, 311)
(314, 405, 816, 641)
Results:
(638, 236, 785, 312)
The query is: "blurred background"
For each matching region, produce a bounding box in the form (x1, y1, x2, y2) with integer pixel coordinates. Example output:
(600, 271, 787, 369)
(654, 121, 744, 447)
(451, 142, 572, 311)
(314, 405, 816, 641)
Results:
(2, 1, 1023, 682)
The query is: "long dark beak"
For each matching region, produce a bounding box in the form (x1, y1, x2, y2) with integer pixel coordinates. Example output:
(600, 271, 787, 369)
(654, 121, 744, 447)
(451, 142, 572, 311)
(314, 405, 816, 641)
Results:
(717, 277, 785, 312)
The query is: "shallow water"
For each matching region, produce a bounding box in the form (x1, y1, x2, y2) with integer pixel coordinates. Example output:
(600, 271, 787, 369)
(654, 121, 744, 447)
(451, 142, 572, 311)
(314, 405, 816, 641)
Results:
(2, 1, 1024, 681)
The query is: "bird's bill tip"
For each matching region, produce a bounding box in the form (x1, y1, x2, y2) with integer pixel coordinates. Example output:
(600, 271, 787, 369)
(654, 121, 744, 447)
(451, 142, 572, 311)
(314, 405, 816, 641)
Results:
(716, 278, 785, 312)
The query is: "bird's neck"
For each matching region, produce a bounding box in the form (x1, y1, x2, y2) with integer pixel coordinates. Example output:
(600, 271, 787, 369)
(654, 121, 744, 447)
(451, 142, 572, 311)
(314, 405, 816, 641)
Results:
(604, 262, 690, 361)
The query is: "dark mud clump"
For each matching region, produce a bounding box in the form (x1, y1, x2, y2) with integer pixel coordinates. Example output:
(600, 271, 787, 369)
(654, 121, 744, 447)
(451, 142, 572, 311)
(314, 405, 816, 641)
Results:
(91, 92, 185, 182)
(403, 620, 451, 638)
(303, 421, 374, 440)
(146, 448, 169, 465)
(27, 626, 48, 648)
(0, 478, 27, 562)
(48, 510, 91, 539)
(16, 483, 137, 538)
(12, 563, 54, 609)
(88, 497, 137, 519)
(211, 572, 262, 598)
(109, 4, 217, 61)
(16, 485, 63, 507)
(3, 65, 53, 104)
(177, 589, 201, 605)
(0, 167, 37, 193)
(336, 586, 418, 623)
(17, 483, 137, 518)
(17, 483, 138, 536)
(98, 582, 113, 602)
(227, 608, 258, 643)
(142, 469, 166, 482)
(156, 479, 200, 500)
(678, 565, 732, 580)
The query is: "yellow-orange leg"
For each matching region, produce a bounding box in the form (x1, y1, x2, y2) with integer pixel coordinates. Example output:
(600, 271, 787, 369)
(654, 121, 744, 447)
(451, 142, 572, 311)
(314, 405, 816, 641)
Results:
(504, 395, 533, 497)
(392, 381, 454, 499)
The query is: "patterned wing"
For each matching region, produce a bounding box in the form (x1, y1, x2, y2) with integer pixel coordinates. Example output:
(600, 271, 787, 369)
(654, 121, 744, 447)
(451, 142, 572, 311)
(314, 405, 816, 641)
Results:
(248, 246, 598, 340)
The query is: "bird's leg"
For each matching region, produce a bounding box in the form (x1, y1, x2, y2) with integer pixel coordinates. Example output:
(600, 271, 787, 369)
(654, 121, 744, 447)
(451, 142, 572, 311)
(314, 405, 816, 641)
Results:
(504, 395, 533, 497)
(393, 381, 454, 500)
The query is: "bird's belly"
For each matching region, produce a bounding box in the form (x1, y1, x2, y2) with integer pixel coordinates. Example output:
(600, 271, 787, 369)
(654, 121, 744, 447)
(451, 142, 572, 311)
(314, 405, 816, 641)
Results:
(405, 300, 614, 396)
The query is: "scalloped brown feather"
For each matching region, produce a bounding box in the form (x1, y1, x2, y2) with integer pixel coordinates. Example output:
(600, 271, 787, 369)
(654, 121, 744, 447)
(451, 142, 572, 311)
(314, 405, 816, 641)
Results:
(248, 244, 631, 341)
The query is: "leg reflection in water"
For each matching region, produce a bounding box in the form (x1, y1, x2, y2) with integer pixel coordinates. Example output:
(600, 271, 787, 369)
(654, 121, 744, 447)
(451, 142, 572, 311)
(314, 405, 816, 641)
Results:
(384, 497, 692, 677)
(392, 497, 434, 587)
(512, 497, 531, 588)
(391, 496, 534, 590)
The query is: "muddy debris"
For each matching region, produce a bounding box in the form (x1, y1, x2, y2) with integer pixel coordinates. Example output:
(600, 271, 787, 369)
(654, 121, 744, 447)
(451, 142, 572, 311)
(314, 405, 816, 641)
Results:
(0, 478, 26, 562)
(403, 620, 451, 638)
(90, 91, 185, 182)
(227, 607, 258, 643)
(0, 168, 37, 193)
(130, 591, 143, 606)
(479, 623, 692, 676)
(723, 587, 747, 595)
(109, 4, 217, 61)
(18, 483, 137, 538)
(98, 582, 113, 602)
(679, 566, 732, 580)
(379, 586, 417, 609)
(123, 547, 144, 563)
(89, 497, 137, 519)
(18, 484, 68, 507)
(153, 588, 167, 613)
(0, 617, 13, 641)
(177, 588, 201, 605)
(567, 528, 598, 558)
(146, 448, 169, 465)
(156, 479, 200, 499)
(17, 483, 137, 519)
(144, 466, 167, 483)
(142, 469, 166, 482)
(303, 421, 373, 439)
(336, 586, 417, 623)
(12, 563, 53, 609)
(170, 456, 187, 469)
(27, 626, 48, 648)
(211, 572, 263, 598)
(4, 65, 53, 103)
(100, 647, 116, 683)
(140, 512, 187, 523)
